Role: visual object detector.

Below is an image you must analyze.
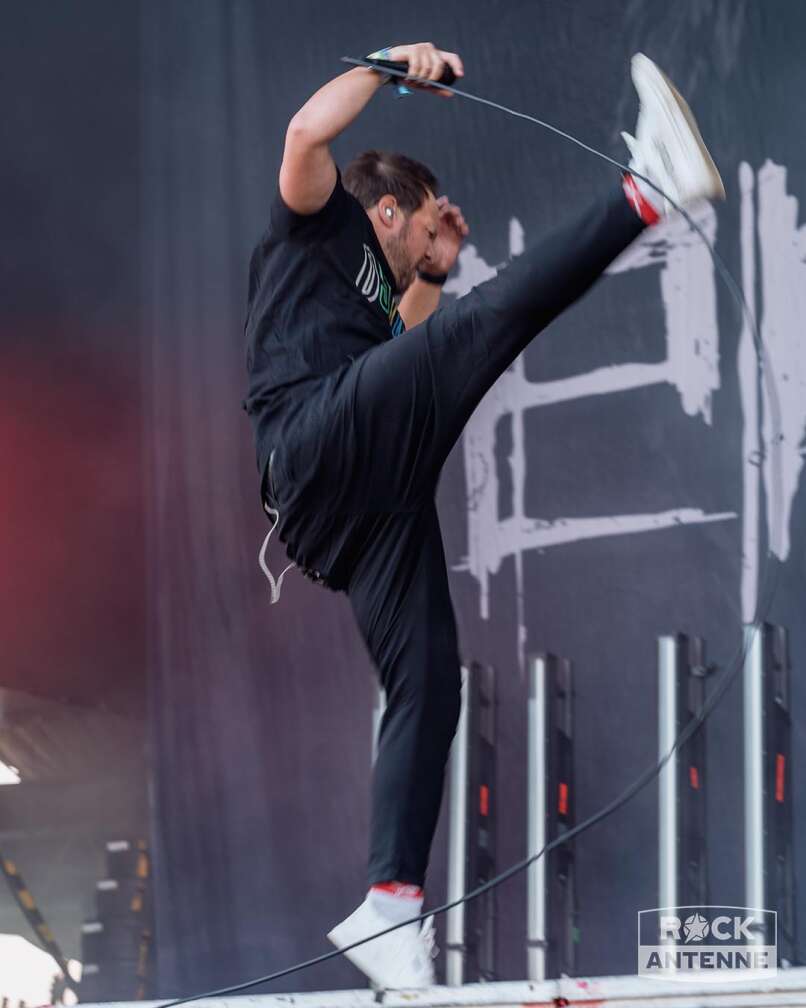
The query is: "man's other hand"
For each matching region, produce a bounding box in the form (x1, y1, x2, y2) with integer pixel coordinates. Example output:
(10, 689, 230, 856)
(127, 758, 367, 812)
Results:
(428, 196, 469, 274)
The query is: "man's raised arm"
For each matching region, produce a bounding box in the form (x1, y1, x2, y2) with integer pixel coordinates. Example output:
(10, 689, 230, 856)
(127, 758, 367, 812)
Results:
(279, 43, 463, 215)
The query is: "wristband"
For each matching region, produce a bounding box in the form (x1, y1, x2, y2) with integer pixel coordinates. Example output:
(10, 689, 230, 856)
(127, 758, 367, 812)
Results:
(365, 49, 411, 97)
(417, 269, 449, 286)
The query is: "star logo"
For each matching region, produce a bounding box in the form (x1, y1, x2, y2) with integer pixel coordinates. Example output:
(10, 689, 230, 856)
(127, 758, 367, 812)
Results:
(683, 913, 710, 943)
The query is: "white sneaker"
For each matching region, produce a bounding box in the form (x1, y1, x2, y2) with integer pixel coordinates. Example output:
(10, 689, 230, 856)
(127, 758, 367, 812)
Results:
(327, 897, 437, 989)
(621, 52, 725, 215)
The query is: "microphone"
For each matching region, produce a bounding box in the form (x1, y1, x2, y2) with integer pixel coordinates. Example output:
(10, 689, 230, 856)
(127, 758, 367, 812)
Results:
(363, 57, 457, 89)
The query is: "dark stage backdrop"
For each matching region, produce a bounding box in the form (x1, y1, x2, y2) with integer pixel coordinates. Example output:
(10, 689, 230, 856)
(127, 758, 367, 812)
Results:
(1, 0, 144, 716)
(1, 0, 149, 973)
(141, 0, 806, 995)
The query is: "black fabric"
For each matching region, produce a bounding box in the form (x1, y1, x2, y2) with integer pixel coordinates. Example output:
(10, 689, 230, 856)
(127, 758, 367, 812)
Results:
(263, 189, 645, 882)
(243, 171, 405, 487)
(353, 503, 462, 885)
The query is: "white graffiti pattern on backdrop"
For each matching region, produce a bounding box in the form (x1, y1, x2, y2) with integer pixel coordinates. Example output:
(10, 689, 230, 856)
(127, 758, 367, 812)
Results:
(444, 161, 805, 670)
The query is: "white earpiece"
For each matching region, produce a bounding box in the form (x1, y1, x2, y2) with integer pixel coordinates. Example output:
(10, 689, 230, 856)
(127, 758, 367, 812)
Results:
(385, 207, 394, 219)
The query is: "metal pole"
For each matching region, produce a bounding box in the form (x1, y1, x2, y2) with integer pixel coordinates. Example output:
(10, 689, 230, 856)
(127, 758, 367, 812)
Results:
(744, 623, 765, 923)
(527, 655, 547, 981)
(446, 665, 470, 986)
(658, 636, 678, 913)
(0, 854, 72, 981)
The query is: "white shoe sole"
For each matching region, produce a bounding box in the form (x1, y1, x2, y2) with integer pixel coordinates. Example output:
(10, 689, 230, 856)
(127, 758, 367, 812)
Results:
(631, 52, 725, 204)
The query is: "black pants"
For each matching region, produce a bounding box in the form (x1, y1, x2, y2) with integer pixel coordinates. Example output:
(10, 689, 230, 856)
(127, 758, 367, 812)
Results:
(266, 190, 645, 886)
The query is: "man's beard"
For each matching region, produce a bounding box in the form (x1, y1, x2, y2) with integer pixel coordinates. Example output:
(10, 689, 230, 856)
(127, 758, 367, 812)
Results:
(383, 220, 417, 293)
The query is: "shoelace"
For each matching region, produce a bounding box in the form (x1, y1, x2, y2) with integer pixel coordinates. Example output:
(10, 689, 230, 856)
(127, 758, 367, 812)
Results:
(258, 503, 297, 604)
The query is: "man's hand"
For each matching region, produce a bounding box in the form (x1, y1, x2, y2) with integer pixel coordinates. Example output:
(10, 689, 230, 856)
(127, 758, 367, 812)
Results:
(399, 197, 469, 328)
(427, 196, 469, 275)
(385, 43, 464, 96)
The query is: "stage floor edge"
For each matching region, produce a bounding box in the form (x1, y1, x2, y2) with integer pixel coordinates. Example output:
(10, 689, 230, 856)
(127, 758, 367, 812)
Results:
(80, 967, 806, 1008)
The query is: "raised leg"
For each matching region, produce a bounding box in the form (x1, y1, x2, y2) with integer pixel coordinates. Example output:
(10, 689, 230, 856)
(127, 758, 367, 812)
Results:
(341, 189, 645, 509)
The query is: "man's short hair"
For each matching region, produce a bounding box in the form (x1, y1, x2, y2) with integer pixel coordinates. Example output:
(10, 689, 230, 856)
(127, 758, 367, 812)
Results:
(343, 150, 438, 214)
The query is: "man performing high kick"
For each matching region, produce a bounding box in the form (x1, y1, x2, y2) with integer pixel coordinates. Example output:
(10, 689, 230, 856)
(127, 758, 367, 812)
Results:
(242, 44, 724, 988)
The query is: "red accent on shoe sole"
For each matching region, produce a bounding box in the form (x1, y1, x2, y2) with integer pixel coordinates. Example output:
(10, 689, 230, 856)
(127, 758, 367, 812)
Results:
(623, 173, 661, 226)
